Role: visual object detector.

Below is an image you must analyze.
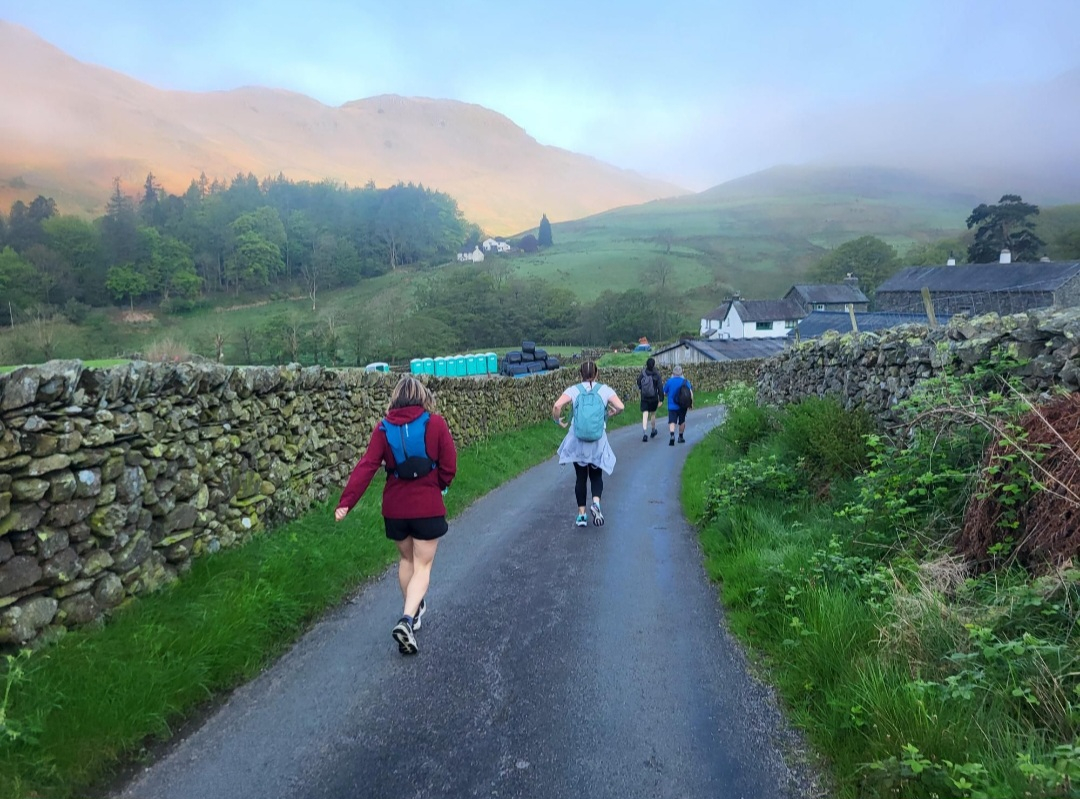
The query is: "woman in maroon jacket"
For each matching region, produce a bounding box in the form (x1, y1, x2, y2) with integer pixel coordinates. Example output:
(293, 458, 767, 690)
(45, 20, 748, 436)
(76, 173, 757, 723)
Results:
(335, 376, 457, 655)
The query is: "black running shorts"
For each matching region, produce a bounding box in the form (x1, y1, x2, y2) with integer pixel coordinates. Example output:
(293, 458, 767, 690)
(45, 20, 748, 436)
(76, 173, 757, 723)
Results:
(384, 516, 449, 542)
(640, 397, 659, 413)
(667, 407, 688, 425)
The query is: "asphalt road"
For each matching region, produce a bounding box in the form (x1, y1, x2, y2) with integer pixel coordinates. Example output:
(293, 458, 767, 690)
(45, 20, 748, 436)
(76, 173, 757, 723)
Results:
(118, 407, 808, 799)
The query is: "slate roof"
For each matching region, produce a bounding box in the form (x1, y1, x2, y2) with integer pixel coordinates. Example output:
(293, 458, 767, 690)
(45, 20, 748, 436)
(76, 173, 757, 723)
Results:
(654, 338, 789, 362)
(786, 284, 869, 305)
(790, 311, 929, 338)
(702, 301, 732, 321)
(876, 262, 1080, 294)
(732, 299, 805, 322)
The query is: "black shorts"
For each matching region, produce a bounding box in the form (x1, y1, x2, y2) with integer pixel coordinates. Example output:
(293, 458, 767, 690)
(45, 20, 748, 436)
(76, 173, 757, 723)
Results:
(640, 397, 659, 413)
(668, 407, 687, 425)
(384, 516, 448, 542)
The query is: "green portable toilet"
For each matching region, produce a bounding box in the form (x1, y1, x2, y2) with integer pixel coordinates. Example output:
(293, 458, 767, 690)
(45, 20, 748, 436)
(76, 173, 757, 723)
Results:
(434, 357, 447, 378)
(410, 358, 422, 374)
(466, 354, 478, 376)
(486, 352, 498, 373)
(422, 357, 435, 375)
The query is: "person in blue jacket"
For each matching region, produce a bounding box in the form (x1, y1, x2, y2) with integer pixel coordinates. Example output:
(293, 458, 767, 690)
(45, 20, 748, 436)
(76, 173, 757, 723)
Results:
(663, 365, 693, 446)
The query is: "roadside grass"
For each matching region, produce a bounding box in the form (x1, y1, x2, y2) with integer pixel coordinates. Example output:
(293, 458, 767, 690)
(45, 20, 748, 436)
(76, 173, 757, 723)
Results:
(682, 410, 1080, 798)
(0, 420, 570, 799)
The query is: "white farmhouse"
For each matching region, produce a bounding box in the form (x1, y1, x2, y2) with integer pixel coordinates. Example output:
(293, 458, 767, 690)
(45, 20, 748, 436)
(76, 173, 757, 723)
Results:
(706, 298, 804, 340)
(456, 246, 485, 263)
(482, 238, 512, 253)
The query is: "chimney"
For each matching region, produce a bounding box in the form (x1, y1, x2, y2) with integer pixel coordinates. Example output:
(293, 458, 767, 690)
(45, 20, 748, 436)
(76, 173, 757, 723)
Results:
(843, 272, 859, 287)
(946, 251, 956, 266)
(1000, 249, 1012, 264)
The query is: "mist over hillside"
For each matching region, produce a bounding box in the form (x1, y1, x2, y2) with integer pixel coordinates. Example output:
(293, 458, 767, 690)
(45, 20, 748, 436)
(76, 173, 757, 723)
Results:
(680, 69, 1080, 205)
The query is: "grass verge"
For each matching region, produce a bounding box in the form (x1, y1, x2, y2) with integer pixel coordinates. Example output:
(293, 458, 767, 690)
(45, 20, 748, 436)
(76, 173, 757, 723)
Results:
(0, 420, 569, 799)
(682, 419, 1080, 798)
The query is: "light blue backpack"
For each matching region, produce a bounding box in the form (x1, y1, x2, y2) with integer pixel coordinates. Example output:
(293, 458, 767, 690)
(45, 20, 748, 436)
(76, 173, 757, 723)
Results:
(573, 383, 607, 442)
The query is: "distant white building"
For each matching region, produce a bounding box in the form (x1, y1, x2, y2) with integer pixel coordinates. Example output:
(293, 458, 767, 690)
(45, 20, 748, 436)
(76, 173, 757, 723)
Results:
(707, 298, 804, 340)
(456, 246, 485, 263)
(482, 237, 511, 253)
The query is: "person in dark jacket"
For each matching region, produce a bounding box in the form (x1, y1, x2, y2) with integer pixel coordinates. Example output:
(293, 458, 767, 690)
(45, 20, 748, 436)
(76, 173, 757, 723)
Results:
(335, 375, 457, 655)
(638, 357, 664, 442)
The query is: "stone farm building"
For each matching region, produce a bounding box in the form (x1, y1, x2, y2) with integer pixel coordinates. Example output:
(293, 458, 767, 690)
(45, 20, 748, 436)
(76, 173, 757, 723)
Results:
(875, 261, 1080, 317)
(783, 277, 869, 314)
(653, 338, 789, 367)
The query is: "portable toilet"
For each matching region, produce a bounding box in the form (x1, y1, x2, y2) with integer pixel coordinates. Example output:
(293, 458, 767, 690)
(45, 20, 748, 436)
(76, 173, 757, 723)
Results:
(465, 354, 477, 376)
(453, 355, 466, 377)
(475, 353, 488, 374)
(434, 357, 447, 378)
(422, 357, 435, 375)
(410, 358, 422, 374)
(486, 352, 498, 374)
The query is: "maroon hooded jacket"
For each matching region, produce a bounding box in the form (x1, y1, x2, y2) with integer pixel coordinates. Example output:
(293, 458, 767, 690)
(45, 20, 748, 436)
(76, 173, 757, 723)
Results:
(337, 406, 458, 519)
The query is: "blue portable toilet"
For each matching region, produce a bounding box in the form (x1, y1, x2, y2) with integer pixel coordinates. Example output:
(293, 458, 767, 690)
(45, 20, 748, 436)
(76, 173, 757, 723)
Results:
(453, 355, 466, 377)
(465, 354, 477, 376)
(475, 354, 488, 375)
(486, 352, 498, 373)
(422, 357, 434, 375)
(434, 357, 447, 378)
(410, 358, 422, 374)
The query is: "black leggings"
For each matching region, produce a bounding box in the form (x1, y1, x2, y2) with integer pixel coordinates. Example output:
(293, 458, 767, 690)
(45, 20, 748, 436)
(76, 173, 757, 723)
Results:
(574, 463, 604, 506)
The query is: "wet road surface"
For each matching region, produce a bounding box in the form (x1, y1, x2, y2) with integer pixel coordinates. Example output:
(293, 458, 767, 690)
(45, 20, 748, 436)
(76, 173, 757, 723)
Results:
(119, 407, 806, 799)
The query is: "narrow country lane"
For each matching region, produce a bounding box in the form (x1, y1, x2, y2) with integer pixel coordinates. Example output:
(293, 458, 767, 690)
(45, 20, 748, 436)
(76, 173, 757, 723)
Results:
(118, 407, 807, 799)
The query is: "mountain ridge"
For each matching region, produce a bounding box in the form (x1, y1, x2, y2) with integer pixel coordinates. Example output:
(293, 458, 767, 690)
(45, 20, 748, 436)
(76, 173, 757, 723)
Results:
(0, 20, 685, 233)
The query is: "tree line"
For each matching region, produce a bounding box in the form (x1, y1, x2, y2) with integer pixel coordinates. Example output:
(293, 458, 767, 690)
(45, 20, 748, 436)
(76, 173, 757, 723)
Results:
(0, 172, 475, 319)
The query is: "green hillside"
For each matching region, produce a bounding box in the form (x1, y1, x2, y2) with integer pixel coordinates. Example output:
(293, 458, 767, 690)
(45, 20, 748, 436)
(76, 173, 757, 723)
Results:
(6, 166, 1071, 367)
(505, 165, 975, 315)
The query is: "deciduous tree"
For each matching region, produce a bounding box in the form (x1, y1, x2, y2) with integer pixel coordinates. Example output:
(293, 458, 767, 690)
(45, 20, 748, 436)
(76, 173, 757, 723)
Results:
(808, 236, 899, 294)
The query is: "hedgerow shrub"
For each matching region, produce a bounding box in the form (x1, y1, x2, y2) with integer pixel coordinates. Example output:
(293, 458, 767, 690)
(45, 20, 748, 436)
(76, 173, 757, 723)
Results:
(718, 382, 779, 454)
(777, 396, 874, 481)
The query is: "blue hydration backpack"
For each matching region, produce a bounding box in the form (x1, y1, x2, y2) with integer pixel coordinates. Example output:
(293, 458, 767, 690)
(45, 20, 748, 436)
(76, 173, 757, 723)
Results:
(573, 383, 607, 442)
(381, 412, 436, 480)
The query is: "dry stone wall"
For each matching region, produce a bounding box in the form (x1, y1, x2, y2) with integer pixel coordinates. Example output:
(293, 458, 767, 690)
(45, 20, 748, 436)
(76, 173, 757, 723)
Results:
(757, 307, 1080, 422)
(0, 358, 752, 647)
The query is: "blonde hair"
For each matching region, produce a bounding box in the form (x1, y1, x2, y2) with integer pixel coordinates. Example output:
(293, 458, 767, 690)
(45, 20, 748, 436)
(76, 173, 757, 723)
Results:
(389, 375, 436, 413)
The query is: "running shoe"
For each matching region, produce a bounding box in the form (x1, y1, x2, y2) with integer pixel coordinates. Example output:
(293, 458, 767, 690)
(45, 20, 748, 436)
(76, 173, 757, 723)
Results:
(650, 428, 658, 439)
(413, 598, 427, 631)
(392, 617, 418, 655)
(669, 437, 675, 446)
(642, 433, 648, 442)
(678, 435, 686, 443)
(590, 502, 605, 526)
(575, 513, 588, 527)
